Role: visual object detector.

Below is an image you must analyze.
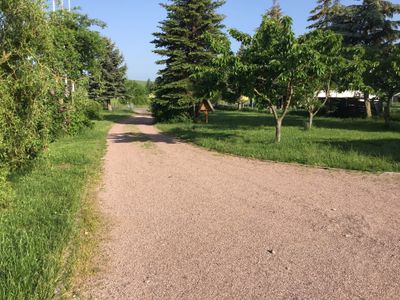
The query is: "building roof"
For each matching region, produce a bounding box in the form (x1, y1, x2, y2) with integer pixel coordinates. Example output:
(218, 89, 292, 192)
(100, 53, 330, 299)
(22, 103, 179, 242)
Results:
(317, 91, 377, 100)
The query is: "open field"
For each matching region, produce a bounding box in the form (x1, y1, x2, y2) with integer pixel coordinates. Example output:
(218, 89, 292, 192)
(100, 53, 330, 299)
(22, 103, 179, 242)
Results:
(134, 80, 148, 87)
(158, 110, 400, 172)
(0, 110, 131, 300)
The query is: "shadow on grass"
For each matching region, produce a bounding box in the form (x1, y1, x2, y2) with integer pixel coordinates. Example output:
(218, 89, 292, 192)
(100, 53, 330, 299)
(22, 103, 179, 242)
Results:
(206, 110, 400, 133)
(318, 138, 400, 163)
(101, 110, 133, 123)
(163, 127, 237, 143)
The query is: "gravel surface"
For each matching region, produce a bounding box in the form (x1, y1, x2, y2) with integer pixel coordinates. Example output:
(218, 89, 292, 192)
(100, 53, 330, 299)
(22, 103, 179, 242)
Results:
(82, 112, 400, 299)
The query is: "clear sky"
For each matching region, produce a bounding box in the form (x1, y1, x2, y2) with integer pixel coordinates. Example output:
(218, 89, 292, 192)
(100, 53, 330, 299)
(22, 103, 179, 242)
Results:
(57, 0, 399, 80)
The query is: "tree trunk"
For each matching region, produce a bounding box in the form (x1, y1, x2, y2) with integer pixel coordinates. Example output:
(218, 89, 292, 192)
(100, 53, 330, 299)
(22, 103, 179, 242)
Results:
(364, 91, 372, 118)
(384, 100, 391, 128)
(275, 119, 282, 143)
(107, 101, 113, 111)
(307, 111, 314, 130)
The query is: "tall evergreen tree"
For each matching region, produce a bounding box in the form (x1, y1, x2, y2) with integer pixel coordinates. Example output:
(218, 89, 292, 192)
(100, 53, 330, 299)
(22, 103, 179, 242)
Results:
(318, 0, 400, 46)
(343, 0, 400, 46)
(310, 0, 400, 118)
(145, 78, 154, 93)
(308, 0, 341, 30)
(95, 38, 127, 110)
(152, 0, 225, 121)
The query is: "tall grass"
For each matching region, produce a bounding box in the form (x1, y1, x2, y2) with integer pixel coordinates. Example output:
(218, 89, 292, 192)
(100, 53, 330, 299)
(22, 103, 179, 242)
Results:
(0, 110, 131, 300)
(158, 110, 400, 172)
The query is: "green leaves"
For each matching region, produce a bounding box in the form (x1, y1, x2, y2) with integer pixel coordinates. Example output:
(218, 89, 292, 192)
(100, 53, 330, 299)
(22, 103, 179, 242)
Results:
(152, 0, 226, 121)
(0, 0, 114, 171)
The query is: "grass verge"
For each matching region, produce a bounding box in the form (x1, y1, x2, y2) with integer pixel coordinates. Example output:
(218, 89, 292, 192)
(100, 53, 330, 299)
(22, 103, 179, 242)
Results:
(0, 110, 131, 300)
(158, 110, 400, 172)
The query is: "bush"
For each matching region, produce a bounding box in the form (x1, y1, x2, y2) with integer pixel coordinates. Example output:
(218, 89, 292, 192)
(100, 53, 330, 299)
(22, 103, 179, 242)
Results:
(84, 100, 103, 120)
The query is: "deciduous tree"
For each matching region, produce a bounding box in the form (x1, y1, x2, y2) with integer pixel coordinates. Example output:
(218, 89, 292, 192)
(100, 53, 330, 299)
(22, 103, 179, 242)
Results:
(234, 15, 305, 142)
(297, 30, 344, 129)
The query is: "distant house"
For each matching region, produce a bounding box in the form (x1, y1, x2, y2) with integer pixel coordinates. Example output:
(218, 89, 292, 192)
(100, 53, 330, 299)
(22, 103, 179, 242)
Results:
(317, 91, 381, 117)
(392, 93, 400, 103)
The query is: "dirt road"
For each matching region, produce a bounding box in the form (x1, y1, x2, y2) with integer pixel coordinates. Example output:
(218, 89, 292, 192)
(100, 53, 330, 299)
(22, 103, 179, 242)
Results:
(83, 112, 400, 299)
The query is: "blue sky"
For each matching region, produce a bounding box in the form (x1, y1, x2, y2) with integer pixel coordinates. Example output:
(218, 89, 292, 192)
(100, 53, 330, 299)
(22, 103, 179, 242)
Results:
(59, 0, 399, 80)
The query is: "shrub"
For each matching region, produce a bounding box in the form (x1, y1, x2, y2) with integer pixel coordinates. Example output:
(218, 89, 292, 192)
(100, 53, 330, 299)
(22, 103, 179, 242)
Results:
(84, 100, 103, 120)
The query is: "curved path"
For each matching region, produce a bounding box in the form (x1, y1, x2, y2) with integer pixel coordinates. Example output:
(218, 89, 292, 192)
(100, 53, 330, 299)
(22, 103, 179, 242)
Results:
(83, 112, 400, 299)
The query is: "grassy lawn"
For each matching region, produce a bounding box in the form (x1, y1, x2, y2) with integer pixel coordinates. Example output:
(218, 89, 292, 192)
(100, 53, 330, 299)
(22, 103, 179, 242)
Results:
(0, 110, 131, 300)
(158, 110, 400, 172)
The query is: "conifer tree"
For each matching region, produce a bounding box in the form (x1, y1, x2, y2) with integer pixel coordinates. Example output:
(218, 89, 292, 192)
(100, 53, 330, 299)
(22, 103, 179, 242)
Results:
(152, 0, 225, 121)
(145, 78, 154, 93)
(344, 0, 400, 46)
(308, 0, 341, 30)
(97, 38, 127, 110)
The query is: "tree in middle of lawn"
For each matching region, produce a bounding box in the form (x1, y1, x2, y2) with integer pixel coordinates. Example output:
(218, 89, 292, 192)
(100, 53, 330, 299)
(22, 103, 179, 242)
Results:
(152, 0, 226, 121)
(297, 30, 344, 129)
(231, 14, 306, 143)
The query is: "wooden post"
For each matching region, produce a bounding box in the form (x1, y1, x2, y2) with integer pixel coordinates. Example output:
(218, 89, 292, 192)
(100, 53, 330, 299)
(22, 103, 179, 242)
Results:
(205, 110, 209, 124)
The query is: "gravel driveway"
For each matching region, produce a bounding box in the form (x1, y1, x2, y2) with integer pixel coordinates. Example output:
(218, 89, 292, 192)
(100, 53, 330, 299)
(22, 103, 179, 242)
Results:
(82, 112, 400, 299)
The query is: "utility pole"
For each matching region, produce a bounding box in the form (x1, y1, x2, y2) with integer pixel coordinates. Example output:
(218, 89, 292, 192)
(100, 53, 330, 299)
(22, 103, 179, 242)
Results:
(68, 0, 71, 12)
(52, 0, 56, 12)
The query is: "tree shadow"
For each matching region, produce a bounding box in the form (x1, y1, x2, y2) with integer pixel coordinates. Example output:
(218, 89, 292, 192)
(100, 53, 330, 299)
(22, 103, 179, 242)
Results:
(208, 110, 400, 133)
(163, 127, 236, 143)
(108, 131, 176, 144)
(312, 118, 400, 133)
(317, 138, 400, 163)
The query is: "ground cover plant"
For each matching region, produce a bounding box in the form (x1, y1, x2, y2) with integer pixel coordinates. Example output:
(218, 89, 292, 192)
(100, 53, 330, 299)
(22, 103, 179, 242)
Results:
(0, 110, 131, 300)
(158, 110, 400, 172)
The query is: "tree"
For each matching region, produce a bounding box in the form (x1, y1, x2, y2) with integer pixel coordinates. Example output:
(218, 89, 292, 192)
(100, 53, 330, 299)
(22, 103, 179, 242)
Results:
(194, 32, 254, 111)
(268, 0, 283, 19)
(125, 80, 149, 106)
(308, 0, 342, 30)
(334, 0, 400, 47)
(231, 14, 305, 143)
(152, 0, 226, 121)
(145, 79, 154, 93)
(97, 38, 127, 110)
(370, 44, 400, 127)
(326, 0, 400, 118)
(49, 9, 107, 112)
(297, 30, 344, 129)
(49, 10, 106, 81)
(0, 0, 56, 169)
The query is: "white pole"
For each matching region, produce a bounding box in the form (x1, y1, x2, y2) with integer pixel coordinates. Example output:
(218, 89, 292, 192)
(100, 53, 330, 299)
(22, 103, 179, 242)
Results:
(68, 0, 71, 11)
(52, 0, 56, 11)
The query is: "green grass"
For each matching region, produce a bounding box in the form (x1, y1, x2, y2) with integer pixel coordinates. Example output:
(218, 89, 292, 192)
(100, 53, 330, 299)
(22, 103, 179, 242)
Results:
(158, 110, 400, 172)
(0, 110, 131, 300)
